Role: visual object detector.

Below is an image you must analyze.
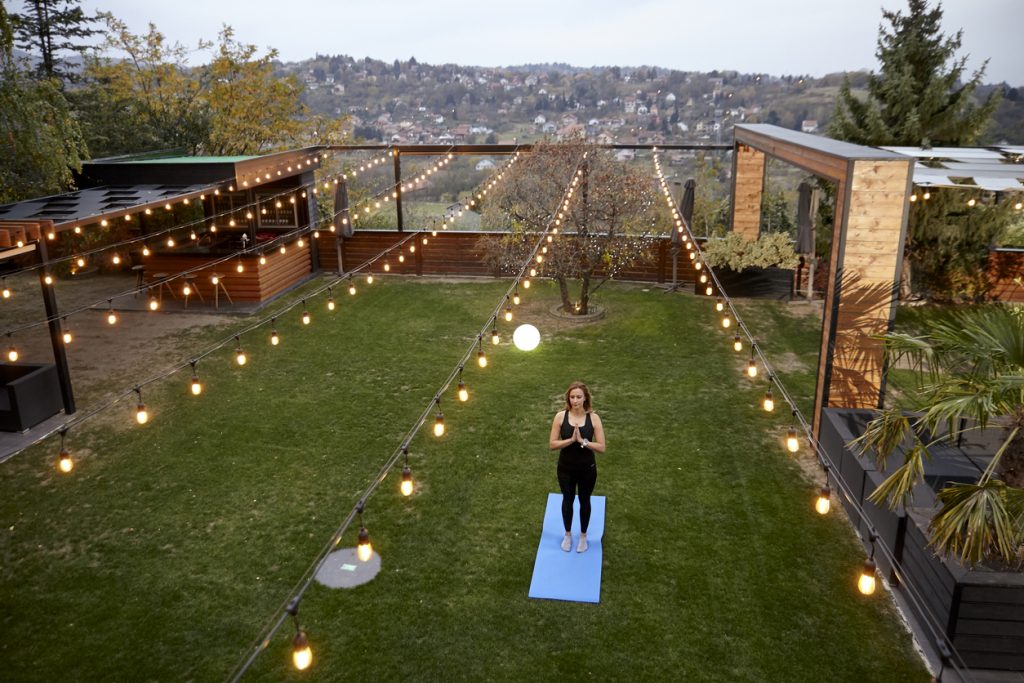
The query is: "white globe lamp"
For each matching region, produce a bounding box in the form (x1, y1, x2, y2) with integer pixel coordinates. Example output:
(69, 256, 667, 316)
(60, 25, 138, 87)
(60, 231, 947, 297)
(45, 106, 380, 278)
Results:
(513, 324, 541, 351)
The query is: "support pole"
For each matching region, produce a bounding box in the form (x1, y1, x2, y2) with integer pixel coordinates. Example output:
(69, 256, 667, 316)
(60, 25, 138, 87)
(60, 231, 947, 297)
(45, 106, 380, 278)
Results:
(393, 152, 404, 233)
(37, 237, 75, 414)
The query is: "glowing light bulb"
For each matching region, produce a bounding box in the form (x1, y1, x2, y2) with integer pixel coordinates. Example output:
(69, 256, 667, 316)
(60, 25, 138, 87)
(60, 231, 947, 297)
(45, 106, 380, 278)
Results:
(434, 412, 445, 437)
(166, 237, 175, 248)
(477, 350, 488, 368)
(280, 245, 287, 255)
(302, 310, 311, 325)
(721, 314, 731, 328)
(705, 285, 714, 296)
(504, 306, 513, 322)
(348, 284, 356, 296)
(58, 448, 73, 473)
(458, 381, 469, 402)
(7, 346, 18, 361)
(148, 296, 159, 311)
(259, 254, 267, 265)
(76, 257, 86, 268)
(383, 263, 390, 272)
(858, 560, 877, 595)
(357, 527, 373, 562)
(747, 360, 758, 378)
(236, 348, 247, 366)
(142, 246, 150, 256)
(292, 631, 312, 671)
(815, 486, 831, 515)
(513, 292, 520, 305)
(136, 403, 148, 425)
(44, 275, 53, 285)
(191, 375, 202, 395)
(529, 268, 537, 277)
(327, 298, 335, 311)
(401, 466, 414, 496)
(270, 329, 279, 346)
(236, 262, 244, 273)
(786, 428, 799, 453)
(523, 279, 531, 289)
(733, 335, 742, 352)
(63, 330, 72, 345)
(967, 198, 976, 207)
(297, 238, 305, 248)
(715, 298, 724, 312)
(909, 193, 917, 202)
(366, 274, 374, 284)
(398, 254, 405, 263)
(183, 284, 192, 297)
(112, 254, 122, 265)
(107, 310, 118, 325)
(923, 191, 931, 200)
(763, 389, 774, 411)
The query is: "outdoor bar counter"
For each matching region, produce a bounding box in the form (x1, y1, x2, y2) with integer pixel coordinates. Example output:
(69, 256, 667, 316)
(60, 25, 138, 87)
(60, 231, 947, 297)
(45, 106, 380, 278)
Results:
(141, 236, 313, 304)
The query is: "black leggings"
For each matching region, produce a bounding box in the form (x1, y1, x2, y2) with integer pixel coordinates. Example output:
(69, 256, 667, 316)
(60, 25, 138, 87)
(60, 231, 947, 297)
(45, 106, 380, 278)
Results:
(557, 462, 597, 533)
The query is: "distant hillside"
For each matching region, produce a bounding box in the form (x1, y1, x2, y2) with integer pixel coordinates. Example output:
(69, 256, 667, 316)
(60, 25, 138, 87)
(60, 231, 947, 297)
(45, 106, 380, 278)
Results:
(276, 55, 1023, 146)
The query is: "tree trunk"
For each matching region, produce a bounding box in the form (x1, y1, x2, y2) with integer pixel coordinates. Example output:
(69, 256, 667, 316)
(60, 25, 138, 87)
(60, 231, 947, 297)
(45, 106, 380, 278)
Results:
(579, 273, 590, 314)
(899, 251, 913, 300)
(1001, 419, 1024, 488)
(556, 275, 572, 312)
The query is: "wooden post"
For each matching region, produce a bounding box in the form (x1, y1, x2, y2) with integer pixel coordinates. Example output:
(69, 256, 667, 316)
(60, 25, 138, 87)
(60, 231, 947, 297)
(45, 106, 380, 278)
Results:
(812, 159, 912, 435)
(730, 143, 766, 240)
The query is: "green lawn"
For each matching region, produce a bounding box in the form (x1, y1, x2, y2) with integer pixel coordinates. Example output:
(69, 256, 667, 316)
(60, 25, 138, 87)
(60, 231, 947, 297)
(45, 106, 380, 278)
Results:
(0, 279, 928, 681)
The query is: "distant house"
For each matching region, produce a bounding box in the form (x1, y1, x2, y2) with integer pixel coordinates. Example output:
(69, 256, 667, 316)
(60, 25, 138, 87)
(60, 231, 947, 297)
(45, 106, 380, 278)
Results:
(615, 149, 635, 162)
(534, 115, 547, 125)
(557, 123, 585, 140)
(801, 119, 819, 134)
(596, 131, 615, 145)
(475, 159, 496, 171)
(623, 97, 636, 114)
(541, 122, 557, 134)
(665, 92, 676, 103)
(636, 104, 649, 115)
(450, 124, 471, 141)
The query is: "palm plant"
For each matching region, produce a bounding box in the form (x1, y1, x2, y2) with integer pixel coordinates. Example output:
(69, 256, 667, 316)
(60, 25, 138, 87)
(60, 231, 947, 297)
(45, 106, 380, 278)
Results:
(852, 305, 1024, 566)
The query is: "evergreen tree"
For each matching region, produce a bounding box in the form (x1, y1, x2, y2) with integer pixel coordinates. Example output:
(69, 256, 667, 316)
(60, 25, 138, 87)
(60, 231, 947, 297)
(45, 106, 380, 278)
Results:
(0, 4, 87, 202)
(829, 0, 999, 147)
(827, 0, 1007, 300)
(10, 0, 98, 82)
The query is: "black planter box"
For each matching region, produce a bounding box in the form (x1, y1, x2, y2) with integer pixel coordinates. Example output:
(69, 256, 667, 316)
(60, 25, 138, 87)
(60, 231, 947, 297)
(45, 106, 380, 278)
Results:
(821, 408, 1024, 671)
(0, 362, 62, 432)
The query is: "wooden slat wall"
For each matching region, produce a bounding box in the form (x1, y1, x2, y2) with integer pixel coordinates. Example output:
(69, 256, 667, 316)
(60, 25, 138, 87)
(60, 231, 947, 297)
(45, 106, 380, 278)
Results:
(323, 230, 687, 283)
(731, 145, 765, 240)
(142, 245, 312, 303)
(988, 251, 1024, 302)
(825, 159, 910, 412)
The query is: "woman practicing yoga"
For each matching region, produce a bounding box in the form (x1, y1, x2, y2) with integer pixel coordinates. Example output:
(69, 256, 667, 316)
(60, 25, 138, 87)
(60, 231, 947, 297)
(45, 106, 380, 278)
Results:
(548, 381, 606, 553)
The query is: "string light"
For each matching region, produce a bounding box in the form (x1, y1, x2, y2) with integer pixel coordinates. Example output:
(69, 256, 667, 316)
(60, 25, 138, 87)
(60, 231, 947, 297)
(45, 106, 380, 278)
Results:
(433, 397, 445, 437)
(356, 503, 373, 562)
(286, 601, 313, 671)
(491, 322, 500, 345)
(57, 429, 73, 473)
(504, 303, 513, 322)
(747, 358, 758, 378)
(858, 535, 878, 595)
(148, 293, 159, 311)
(816, 470, 831, 515)
(477, 335, 488, 368)
(401, 465, 414, 497)
(134, 387, 148, 425)
(301, 301, 311, 326)
(513, 289, 520, 305)
(327, 289, 336, 311)
(715, 298, 725, 312)
(733, 335, 742, 352)
(457, 366, 469, 402)
(270, 319, 280, 347)
(348, 279, 356, 296)
(721, 313, 732, 328)
(786, 421, 800, 454)
(190, 361, 202, 396)
(107, 300, 118, 325)
(762, 386, 774, 412)
(235, 336, 247, 366)
(6, 334, 17, 362)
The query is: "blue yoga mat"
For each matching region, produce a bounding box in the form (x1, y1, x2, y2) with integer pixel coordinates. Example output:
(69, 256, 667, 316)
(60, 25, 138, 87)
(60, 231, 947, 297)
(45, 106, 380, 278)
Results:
(528, 493, 605, 603)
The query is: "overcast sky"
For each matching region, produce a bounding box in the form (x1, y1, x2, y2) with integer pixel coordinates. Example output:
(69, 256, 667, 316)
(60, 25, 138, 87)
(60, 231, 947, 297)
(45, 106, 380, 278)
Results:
(55, 0, 1020, 85)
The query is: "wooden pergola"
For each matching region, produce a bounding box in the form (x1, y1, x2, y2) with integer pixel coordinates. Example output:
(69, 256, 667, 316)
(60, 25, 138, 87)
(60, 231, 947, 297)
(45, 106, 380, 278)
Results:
(730, 124, 914, 436)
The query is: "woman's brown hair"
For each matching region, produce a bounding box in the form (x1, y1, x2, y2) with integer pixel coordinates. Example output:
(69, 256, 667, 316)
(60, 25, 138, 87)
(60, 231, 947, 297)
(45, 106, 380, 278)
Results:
(564, 381, 592, 412)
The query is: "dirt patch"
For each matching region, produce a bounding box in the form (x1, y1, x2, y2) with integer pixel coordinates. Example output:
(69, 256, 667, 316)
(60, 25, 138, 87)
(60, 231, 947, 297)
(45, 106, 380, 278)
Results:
(0, 271, 237, 431)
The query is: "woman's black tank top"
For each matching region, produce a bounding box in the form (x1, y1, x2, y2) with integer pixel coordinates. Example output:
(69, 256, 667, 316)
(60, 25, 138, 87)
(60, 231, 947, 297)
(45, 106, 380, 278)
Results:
(558, 410, 595, 467)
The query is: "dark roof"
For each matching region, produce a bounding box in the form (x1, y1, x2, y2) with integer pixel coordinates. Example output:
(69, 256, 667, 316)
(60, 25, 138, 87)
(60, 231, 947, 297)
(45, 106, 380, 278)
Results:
(0, 184, 213, 223)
